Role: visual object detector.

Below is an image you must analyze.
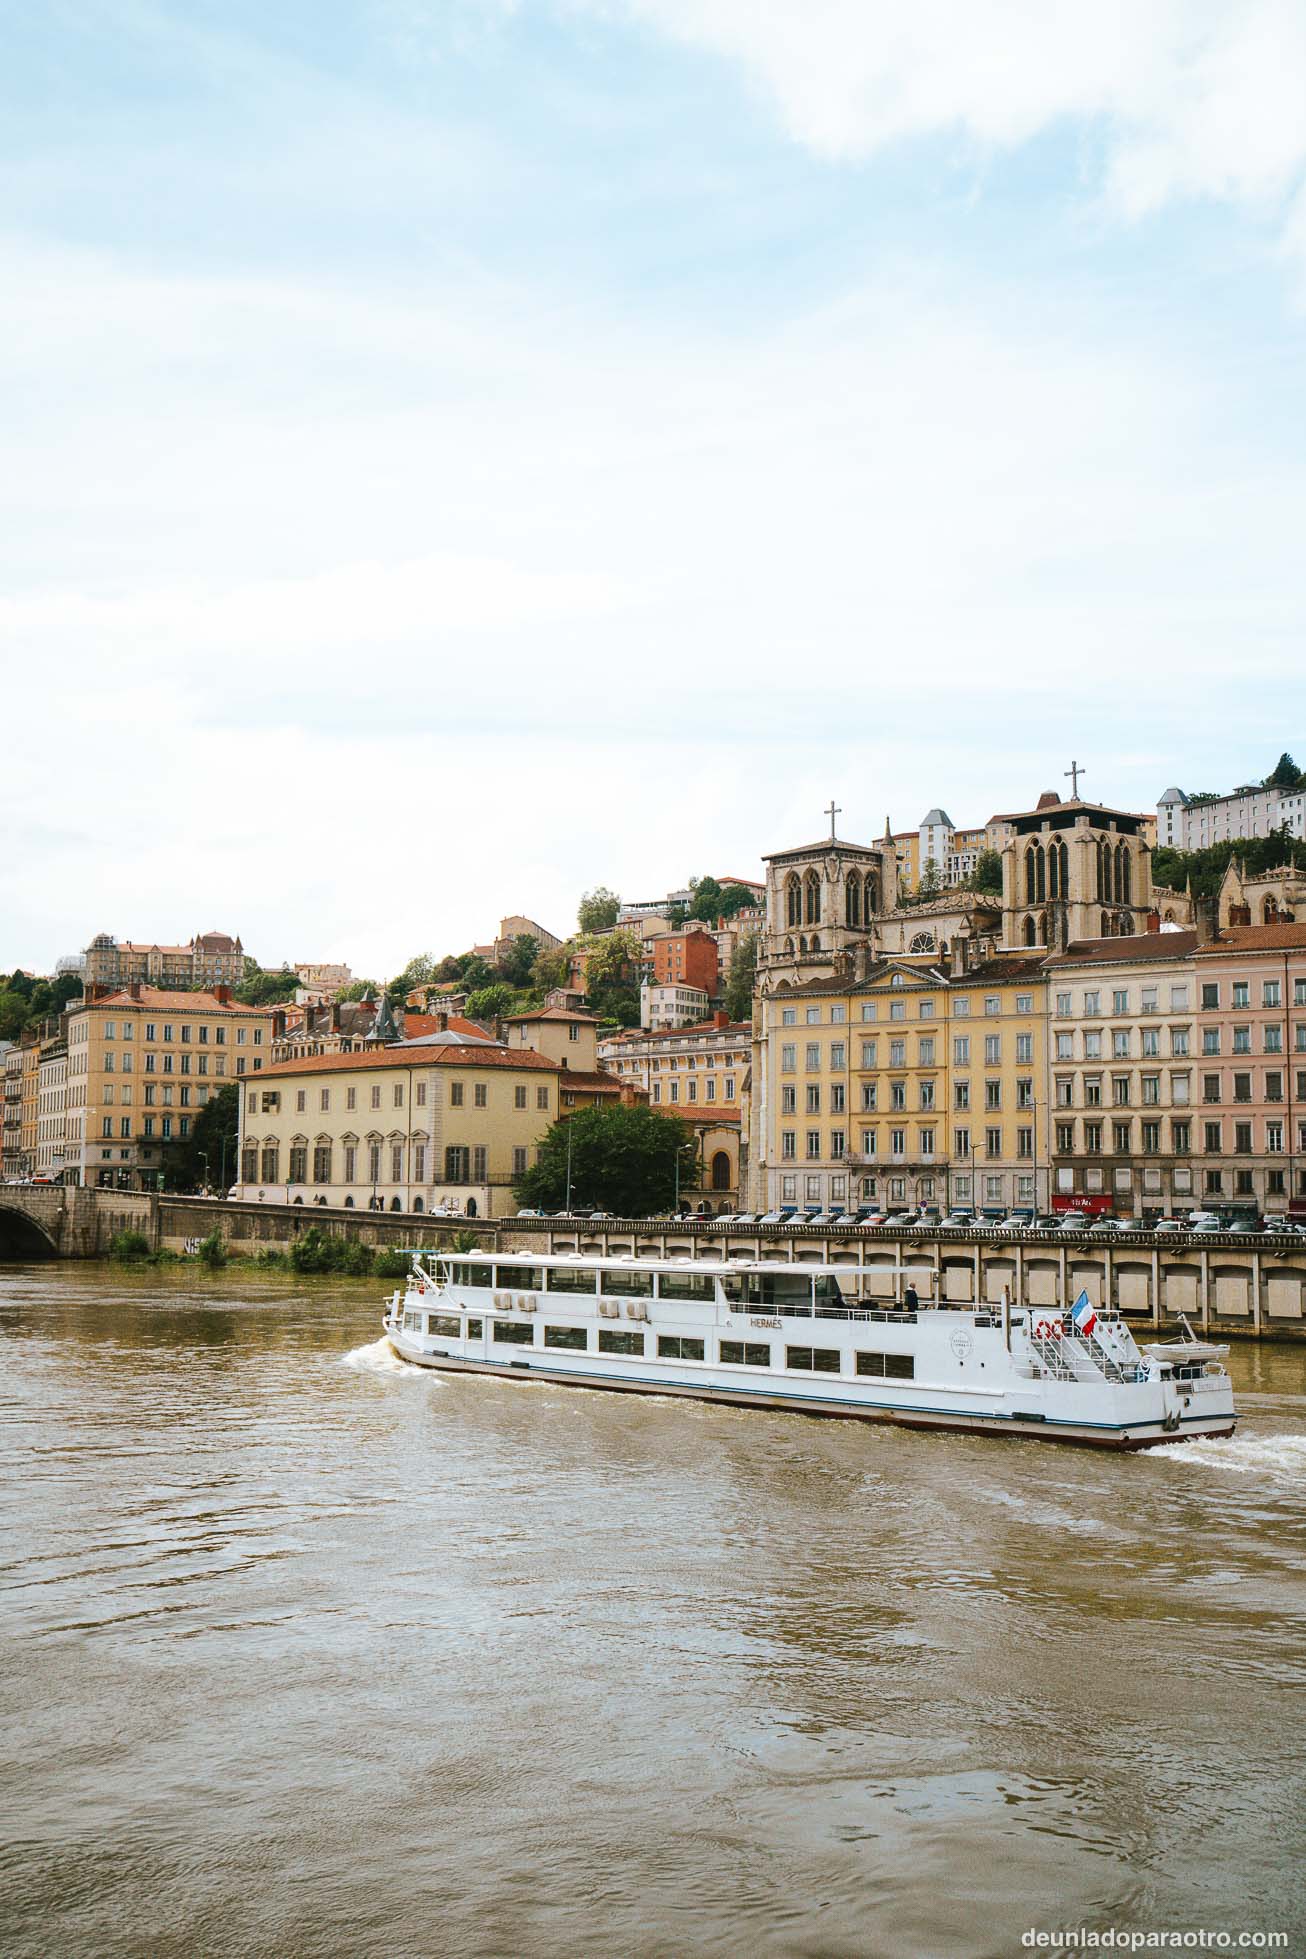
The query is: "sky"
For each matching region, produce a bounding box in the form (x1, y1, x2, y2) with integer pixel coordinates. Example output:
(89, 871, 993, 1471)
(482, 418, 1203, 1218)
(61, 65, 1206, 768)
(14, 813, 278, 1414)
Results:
(3, 0, 1305, 979)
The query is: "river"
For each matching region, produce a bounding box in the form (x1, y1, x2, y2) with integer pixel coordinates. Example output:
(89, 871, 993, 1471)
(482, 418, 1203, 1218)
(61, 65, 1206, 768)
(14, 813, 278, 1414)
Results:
(1, 1263, 1303, 1958)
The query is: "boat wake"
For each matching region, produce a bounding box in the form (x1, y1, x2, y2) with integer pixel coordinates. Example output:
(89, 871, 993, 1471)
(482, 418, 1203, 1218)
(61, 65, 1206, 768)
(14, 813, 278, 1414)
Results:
(1150, 1430, 1306, 1483)
(341, 1336, 428, 1379)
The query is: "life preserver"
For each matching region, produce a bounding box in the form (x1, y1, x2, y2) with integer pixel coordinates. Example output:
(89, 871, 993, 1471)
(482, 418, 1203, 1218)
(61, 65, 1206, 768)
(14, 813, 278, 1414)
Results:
(1034, 1318, 1063, 1339)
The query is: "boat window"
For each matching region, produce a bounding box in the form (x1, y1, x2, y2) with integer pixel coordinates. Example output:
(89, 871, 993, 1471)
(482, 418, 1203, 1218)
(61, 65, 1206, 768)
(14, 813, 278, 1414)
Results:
(856, 1351, 914, 1379)
(657, 1335, 705, 1361)
(722, 1272, 814, 1312)
(598, 1329, 645, 1356)
(493, 1321, 535, 1345)
(427, 1315, 462, 1337)
(655, 1271, 716, 1302)
(787, 1346, 841, 1374)
(544, 1325, 588, 1350)
(458, 1262, 492, 1289)
(466, 1319, 482, 1340)
(546, 1266, 598, 1295)
(812, 1275, 845, 1305)
(496, 1265, 542, 1291)
(719, 1340, 771, 1366)
(602, 1268, 652, 1296)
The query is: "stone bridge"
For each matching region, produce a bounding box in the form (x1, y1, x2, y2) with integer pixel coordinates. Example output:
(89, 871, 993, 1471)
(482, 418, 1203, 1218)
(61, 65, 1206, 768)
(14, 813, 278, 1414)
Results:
(0, 1186, 496, 1262)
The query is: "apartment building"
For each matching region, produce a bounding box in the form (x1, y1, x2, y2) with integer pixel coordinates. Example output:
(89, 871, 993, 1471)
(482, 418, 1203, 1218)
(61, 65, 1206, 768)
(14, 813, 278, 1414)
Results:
(1, 1042, 21, 1177)
(1191, 924, 1306, 1215)
(1158, 783, 1306, 851)
(64, 985, 278, 1190)
(640, 983, 711, 1031)
(648, 927, 720, 998)
(599, 1013, 748, 1111)
(36, 1036, 69, 1180)
(755, 951, 1048, 1215)
(235, 1041, 562, 1219)
(1043, 934, 1200, 1218)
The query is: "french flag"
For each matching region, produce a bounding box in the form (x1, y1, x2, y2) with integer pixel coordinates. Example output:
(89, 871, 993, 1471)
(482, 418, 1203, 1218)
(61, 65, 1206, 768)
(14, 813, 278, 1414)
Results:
(1071, 1290, 1098, 1338)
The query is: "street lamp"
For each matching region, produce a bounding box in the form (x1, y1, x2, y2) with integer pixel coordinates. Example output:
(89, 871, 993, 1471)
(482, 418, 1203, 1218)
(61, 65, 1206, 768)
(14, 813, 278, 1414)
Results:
(199, 1151, 209, 1196)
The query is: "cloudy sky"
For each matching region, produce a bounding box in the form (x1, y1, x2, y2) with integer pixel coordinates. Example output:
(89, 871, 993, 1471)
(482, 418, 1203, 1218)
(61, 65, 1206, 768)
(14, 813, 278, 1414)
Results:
(3, 1, 1305, 978)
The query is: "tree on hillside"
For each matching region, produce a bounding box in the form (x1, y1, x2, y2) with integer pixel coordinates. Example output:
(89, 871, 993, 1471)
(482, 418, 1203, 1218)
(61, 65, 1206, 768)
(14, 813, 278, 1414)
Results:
(723, 931, 757, 1022)
(514, 1103, 697, 1215)
(917, 859, 943, 900)
(234, 964, 300, 1006)
(0, 988, 27, 1042)
(685, 875, 722, 922)
(388, 953, 435, 1001)
(968, 848, 1003, 896)
(160, 1082, 240, 1192)
(497, 934, 539, 987)
(1152, 828, 1306, 899)
(1265, 752, 1303, 790)
(463, 982, 521, 1021)
(337, 978, 379, 1002)
(530, 943, 572, 994)
(577, 886, 620, 932)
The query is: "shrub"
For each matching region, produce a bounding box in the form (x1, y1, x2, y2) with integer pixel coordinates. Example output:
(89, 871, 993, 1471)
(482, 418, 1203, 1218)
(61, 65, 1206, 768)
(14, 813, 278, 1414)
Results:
(109, 1229, 151, 1261)
(372, 1249, 411, 1279)
(195, 1229, 227, 1270)
(257, 1248, 287, 1268)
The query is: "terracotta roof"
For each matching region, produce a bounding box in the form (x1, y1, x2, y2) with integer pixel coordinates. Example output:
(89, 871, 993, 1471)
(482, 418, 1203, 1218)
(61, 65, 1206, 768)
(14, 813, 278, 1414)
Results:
(256, 1044, 561, 1080)
(556, 1070, 624, 1092)
(1201, 923, 1306, 953)
(1044, 932, 1198, 967)
(677, 1107, 742, 1126)
(502, 1006, 601, 1024)
(83, 988, 273, 1013)
(602, 1019, 749, 1043)
(965, 956, 1047, 983)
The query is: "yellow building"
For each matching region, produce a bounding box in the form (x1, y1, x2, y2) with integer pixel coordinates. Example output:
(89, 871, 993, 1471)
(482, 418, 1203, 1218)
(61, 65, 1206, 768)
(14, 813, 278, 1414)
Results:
(235, 1039, 563, 1219)
(756, 948, 1048, 1215)
(65, 985, 278, 1190)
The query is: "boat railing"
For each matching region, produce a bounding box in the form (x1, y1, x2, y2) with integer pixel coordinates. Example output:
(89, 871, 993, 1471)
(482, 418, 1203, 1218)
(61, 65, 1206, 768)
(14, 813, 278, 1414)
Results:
(813, 1304, 918, 1324)
(1027, 1329, 1145, 1386)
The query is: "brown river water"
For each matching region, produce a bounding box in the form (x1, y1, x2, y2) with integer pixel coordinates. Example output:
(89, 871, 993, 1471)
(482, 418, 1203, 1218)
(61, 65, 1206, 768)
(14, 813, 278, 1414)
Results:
(1, 1263, 1304, 1959)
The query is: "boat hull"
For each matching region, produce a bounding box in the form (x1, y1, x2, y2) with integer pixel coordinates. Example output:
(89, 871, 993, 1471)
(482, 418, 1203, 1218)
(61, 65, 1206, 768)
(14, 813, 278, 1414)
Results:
(383, 1336, 1235, 1450)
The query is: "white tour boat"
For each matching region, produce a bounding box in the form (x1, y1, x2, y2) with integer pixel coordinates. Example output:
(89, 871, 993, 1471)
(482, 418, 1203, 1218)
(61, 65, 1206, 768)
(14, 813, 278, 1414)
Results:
(381, 1250, 1236, 1450)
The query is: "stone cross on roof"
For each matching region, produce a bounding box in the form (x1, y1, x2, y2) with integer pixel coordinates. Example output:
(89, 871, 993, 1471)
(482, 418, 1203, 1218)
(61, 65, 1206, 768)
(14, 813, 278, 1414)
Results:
(825, 799, 841, 840)
(1065, 759, 1086, 799)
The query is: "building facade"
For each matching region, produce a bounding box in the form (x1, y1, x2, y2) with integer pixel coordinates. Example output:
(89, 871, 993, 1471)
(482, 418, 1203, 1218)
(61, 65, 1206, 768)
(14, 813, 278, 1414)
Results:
(1158, 783, 1306, 852)
(36, 1037, 69, 1180)
(753, 950, 1048, 1216)
(84, 932, 248, 990)
(1, 1041, 22, 1177)
(1001, 792, 1153, 949)
(640, 983, 711, 1030)
(1191, 924, 1306, 1216)
(648, 927, 719, 998)
(235, 1042, 562, 1219)
(64, 986, 278, 1190)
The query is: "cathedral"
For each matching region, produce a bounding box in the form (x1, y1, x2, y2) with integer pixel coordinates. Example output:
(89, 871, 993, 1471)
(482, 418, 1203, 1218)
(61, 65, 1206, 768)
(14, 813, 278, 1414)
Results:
(756, 788, 1156, 1000)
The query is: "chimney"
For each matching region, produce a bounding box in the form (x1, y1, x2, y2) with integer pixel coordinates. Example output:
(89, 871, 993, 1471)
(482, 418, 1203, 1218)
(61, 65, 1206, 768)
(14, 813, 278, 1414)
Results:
(950, 931, 967, 980)
(1195, 897, 1218, 946)
(436, 1011, 448, 1032)
(214, 984, 231, 1005)
(331, 1003, 342, 1032)
(1145, 908, 1160, 933)
(272, 1008, 287, 1040)
(128, 981, 141, 1001)
(711, 1010, 728, 1028)
(854, 940, 872, 982)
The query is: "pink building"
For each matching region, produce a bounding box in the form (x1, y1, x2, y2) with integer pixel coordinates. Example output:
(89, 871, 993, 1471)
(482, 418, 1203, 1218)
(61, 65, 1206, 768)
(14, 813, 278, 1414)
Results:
(1193, 924, 1306, 1216)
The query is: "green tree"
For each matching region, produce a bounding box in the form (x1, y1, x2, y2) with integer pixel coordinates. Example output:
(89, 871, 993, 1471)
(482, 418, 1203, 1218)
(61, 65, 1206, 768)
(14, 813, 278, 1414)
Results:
(0, 989, 28, 1041)
(337, 978, 379, 1002)
(916, 859, 943, 900)
(1265, 752, 1302, 790)
(531, 944, 571, 994)
(577, 886, 621, 932)
(723, 931, 757, 1022)
(458, 954, 495, 990)
(161, 1082, 240, 1191)
(234, 964, 300, 1006)
(497, 934, 539, 986)
(580, 927, 641, 988)
(388, 953, 436, 1002)
(514, 1104, 697, 1215)
(686, 875, 723, 923)
(716, 883, 760, 918)
(464, 982, 521, 1021)
(968, 848, 1004, 895)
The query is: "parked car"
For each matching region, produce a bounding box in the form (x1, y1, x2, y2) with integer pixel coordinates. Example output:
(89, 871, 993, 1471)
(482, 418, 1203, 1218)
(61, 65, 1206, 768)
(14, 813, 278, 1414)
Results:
(939, 1211, 976, 1231)
(1153, 1217, 1185, 1234)
(881, 1211, 917, 1229)
(758, 1208, 789, 1225)
(1225, 1217, 1262, 1234)
(1186, 1211, 1221, 1226)
(1056, 1211, 1091, 1231)
(1190, 1217, 1225, 1234)
(516, 1207, 547, 1218)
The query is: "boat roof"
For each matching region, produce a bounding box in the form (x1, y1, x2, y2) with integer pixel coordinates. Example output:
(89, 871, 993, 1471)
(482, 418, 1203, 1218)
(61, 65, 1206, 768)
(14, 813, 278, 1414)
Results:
(404, 1247, 922, 1279)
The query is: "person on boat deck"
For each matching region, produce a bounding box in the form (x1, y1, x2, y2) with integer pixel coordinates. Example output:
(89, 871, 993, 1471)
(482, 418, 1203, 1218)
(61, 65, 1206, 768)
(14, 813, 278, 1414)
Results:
(903, 1284, 919, 1312)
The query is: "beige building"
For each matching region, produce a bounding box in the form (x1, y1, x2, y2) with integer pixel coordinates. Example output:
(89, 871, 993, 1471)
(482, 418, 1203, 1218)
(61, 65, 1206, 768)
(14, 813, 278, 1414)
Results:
(599, 1014, 749, 1111)
(84, 931, 248, 990)
(293, 961, 353, 999)
(235, 1040, 562, 1219)
(65, 985, 278, 1190)
(1000, 791, 1153, 949)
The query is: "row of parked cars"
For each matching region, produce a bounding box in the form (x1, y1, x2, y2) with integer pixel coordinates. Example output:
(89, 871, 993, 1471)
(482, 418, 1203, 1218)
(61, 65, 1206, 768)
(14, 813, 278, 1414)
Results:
(685, 1207, 1306, 1240)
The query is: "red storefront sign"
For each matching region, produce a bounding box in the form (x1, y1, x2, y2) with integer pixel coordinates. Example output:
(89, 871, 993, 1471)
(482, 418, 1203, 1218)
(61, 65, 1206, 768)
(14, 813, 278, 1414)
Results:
(1051, 1193, 1115, 1216)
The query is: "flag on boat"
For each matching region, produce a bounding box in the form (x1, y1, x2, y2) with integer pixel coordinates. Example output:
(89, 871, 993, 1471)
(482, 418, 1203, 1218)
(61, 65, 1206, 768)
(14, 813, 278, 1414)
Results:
(1071, 1290, 1098, 1338)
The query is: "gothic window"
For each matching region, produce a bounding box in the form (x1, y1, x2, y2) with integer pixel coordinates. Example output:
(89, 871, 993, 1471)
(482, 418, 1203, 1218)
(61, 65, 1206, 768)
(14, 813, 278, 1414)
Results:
(1023, 914, 1037, 947)
(1025, 842, 1045, 904)
(909, 932, 935, 953)
(1101, 910, 1112, 937)
(810, 936, 821, 952)
(799, 936, 807, 954)
(865, 875, 879, 917)
(783, 936, 794, 955)
(1038, 910, 1048, 945)
(1049, 836, 1067, 899)
(846, 875, 861, 928)
(711, 1151, 732, 1191)
(804, 870, 821, 925)
(1096, 838, 1109, 903)
(1264, 896, 1279, 923)
(785, 874, 801, 927)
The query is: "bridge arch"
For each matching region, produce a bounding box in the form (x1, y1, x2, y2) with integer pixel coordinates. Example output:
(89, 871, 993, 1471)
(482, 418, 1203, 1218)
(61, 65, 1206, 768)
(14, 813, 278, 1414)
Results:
(0, 1204, 59, 1259)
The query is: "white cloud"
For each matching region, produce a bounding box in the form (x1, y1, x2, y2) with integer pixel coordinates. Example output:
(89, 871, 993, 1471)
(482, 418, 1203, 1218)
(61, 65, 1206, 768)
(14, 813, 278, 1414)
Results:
(597, 0, 1306, 228)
